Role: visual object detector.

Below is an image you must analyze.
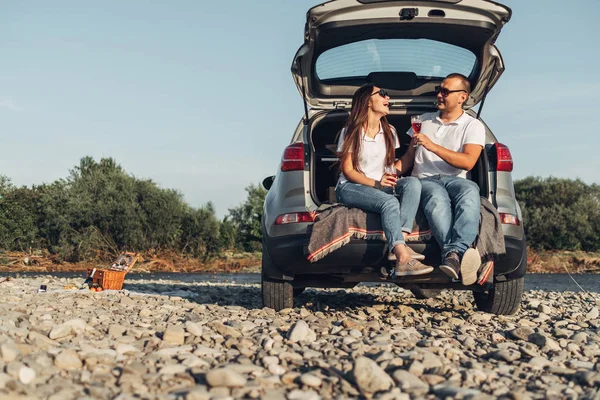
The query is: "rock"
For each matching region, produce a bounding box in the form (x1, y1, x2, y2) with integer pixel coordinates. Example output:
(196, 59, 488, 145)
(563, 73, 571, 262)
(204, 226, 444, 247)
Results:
(212, 322, 242, 338)
(353, 356, 394, 393)
(205, 367, 247, 388)
(54, 349, 82, 370)
(287, 389, 321, 400)
(268, 364, 286, 375)
(509, 326, 535, 341)
(185, 321, 204, 337)
(18, 366, 36, 384)
(49, 318, 86, 339)
(586, 307, 599, 320)
(139, 308, 152, 317)
(392, 370, 429, 393)
(116, 344, 138, 356)
(163, 326, 185, 345)
(299, 373, 322, 388)
(0, 342, 21, 362)
(108, 324, 127, 338)
(528, 333, 561, 351)
(287, 321, 316, 343)
(433, 385, 481, 398)
(537, 304, 552, 314)
(160, 365, 187, 374)
(528, 357, 551, 369)
(489, 349, 521, 362)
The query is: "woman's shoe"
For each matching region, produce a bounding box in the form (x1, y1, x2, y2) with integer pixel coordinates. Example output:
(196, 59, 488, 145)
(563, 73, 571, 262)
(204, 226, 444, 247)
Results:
(392, 259, 434, 277)
(387, 246, 425, 261)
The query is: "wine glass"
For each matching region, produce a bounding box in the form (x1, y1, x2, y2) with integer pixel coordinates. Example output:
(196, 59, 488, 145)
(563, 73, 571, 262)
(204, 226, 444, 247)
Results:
(411, 115, 422, 147)
(383, 165, 397, 196)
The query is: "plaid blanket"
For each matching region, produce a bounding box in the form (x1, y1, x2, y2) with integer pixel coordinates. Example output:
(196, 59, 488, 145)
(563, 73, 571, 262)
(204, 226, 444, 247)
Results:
(305, 197, 505, 265)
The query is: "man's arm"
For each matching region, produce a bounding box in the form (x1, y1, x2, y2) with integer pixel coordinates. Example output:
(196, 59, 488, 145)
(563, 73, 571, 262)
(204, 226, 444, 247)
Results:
(413, 135, 482, 171)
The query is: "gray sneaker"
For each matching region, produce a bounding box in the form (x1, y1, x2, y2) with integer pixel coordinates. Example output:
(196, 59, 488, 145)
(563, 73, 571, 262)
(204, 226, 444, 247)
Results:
(460, 248, 481, 286)
(439, 252, 460, 280)
(392, 259, 434, 277)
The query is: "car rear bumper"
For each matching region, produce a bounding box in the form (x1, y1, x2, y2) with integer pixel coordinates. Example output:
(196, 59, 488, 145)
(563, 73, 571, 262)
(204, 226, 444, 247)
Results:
(263, 230, 527, 282)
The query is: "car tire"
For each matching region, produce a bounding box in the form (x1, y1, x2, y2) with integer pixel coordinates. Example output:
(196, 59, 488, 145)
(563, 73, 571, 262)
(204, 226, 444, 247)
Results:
(262, 274, 293, 311)
(261, 239, 294, 311)
(473, 277, 524, 315)
(410, 286, 442, 299)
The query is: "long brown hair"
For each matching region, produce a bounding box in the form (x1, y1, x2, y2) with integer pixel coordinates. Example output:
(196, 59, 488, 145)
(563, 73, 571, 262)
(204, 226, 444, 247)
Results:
(337, 85, 395, 174)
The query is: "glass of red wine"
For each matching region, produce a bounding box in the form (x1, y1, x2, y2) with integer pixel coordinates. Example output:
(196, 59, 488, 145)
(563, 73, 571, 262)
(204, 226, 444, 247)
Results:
(383, 165, 397, 196)
(411, 115, 422, 147)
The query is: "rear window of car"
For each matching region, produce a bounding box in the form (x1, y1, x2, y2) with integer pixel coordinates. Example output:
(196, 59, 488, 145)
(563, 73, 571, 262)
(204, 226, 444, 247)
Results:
(316, 39, 476, 81)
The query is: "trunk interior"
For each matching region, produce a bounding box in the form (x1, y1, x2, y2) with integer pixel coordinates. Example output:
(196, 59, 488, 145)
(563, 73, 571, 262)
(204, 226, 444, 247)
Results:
(310, 111, 490, 205)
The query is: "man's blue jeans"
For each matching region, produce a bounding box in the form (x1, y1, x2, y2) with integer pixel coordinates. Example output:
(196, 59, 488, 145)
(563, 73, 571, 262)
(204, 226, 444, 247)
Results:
(336, 177, 422, 252)
(420, 175, 480, 257)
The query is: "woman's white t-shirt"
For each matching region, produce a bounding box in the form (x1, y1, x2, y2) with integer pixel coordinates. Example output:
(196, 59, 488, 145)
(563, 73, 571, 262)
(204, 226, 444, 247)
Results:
(336, 123, 400, 187)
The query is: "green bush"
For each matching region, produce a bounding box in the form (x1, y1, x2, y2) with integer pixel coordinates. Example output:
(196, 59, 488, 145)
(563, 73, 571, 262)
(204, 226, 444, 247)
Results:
(515, 177, 600, 251)
(0, 157, 227, 262)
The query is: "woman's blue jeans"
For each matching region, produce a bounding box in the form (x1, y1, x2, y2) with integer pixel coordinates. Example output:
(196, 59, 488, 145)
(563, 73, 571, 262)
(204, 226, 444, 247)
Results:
(336, 177, 422, 252)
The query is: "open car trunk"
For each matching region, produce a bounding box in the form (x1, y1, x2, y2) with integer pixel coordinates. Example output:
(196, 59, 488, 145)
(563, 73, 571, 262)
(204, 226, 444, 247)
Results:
(309, 111, 491, 205)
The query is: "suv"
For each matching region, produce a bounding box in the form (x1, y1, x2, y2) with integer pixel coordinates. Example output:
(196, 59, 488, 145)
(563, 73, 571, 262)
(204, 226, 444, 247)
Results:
(261, 0, 526, 315)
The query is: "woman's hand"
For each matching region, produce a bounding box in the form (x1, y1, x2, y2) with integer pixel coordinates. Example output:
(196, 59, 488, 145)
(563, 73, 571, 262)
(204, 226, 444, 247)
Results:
(378, 173, 397, 189)
(413, 133, 437, 152)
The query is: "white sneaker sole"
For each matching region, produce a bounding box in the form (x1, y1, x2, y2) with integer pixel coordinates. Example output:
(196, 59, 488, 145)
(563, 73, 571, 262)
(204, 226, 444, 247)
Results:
(460, 248, 481, 286)
(393, 265, 434, 277)
(387, 251, 426, 261)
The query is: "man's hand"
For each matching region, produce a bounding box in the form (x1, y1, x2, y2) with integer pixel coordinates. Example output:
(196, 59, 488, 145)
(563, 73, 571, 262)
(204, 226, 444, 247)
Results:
(413, 133, 437, 152)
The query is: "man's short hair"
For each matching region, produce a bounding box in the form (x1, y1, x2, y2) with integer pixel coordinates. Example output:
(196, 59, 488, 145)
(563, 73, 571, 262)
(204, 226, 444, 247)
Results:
(445, 73, 471, 94)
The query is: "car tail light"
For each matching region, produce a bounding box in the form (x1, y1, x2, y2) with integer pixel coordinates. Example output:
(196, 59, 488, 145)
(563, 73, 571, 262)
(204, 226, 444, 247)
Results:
(499, 213, 520, 226)
(275, 212, 315, 225)
(496, 143, 513, 172)
(281, 143, 304, 172)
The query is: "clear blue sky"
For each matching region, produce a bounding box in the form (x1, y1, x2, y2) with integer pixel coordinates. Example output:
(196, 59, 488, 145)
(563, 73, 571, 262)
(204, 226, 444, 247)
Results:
(1, 1, 598, 217)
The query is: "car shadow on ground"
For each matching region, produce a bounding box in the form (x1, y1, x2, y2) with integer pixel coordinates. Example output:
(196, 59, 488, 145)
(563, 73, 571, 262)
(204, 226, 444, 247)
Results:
(121, 282, 470, 316)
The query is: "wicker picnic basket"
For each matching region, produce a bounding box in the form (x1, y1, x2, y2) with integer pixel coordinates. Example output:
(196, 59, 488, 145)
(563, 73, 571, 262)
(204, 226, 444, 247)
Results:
(86, 252, 139, 290)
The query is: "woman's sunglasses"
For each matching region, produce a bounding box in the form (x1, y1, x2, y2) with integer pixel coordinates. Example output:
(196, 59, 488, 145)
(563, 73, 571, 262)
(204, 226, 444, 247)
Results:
(435, 86, 467, 97)
(370, 89, 389, 98)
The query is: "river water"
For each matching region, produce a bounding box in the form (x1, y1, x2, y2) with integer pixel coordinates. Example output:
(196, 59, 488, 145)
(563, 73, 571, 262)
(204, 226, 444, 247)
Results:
(1, 272, 598, 293)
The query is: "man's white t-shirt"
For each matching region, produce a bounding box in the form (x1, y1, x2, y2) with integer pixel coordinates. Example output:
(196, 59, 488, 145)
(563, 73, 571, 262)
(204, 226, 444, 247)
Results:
(336, 123, 400, 186)
(407, 111, 486, 179)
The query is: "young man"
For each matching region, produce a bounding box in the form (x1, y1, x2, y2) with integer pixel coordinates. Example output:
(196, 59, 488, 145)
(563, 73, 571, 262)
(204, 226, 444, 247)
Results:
(407, 73, 484, 285)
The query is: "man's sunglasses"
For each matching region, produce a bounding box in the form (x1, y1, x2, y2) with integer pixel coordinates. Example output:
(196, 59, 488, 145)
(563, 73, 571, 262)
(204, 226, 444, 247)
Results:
(435, 86, 467, 97)
(370, 89, 389, 98)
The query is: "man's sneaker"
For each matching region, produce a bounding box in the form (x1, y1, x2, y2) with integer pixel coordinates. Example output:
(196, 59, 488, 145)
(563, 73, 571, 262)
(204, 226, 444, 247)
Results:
(387, 247, 425, 261)
(392, 259, 434, 277)
(439, 252, 460, 280)
(460, 248, 481, 286)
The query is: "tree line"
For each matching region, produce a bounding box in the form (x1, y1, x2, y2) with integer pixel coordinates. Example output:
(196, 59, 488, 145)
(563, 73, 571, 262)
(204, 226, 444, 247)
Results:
(0, 157, 266, 262)
(0, 157, 598, 263)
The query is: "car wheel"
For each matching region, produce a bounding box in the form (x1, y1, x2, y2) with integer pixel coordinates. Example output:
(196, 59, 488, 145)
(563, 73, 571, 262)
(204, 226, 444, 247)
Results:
(262, 274, 293, 311)
(473, 277, 524, 315)
(410, 286, 442, 299)
(261, 240, 294, 311)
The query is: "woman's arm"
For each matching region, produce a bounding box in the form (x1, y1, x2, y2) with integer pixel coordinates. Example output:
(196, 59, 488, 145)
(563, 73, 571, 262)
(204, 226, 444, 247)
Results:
(341, 153, 396, 188)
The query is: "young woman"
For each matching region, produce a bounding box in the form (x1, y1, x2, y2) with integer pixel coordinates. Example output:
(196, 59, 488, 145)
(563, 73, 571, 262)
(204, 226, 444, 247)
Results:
(336, 85, 433, 277)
